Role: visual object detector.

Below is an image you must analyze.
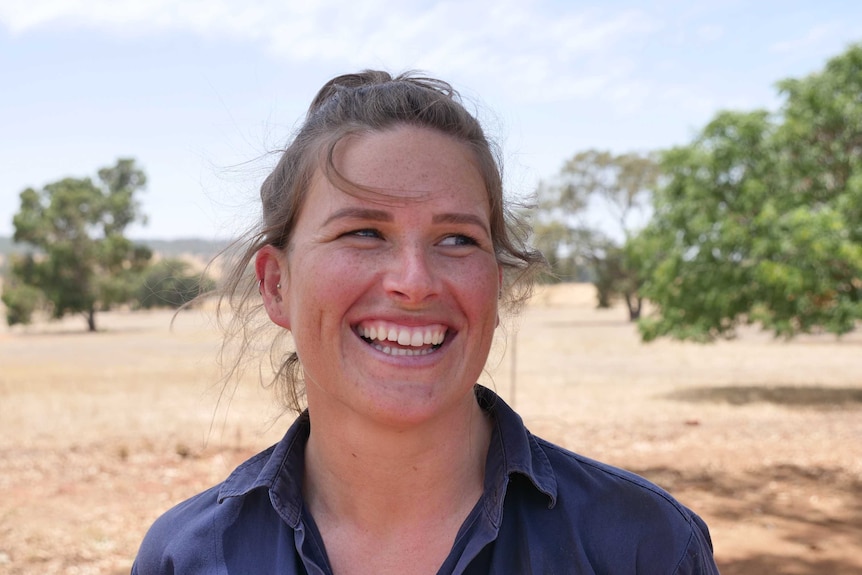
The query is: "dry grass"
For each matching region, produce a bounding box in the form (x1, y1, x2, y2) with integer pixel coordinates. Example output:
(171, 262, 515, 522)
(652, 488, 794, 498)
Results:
(1, 284, 860, 574)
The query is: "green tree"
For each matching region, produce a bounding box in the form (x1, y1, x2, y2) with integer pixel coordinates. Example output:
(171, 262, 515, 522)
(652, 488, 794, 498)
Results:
(137, 258, 216, 309)
(534, 150, 659, 319)
(530, 210, 586, 284)
(637, 44, 862, 341)
(2, 158, 152, 331)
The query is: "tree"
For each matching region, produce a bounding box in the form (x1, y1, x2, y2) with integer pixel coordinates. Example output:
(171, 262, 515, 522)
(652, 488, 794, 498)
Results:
(530, 212, 587, 283)
(533, 150, 659, 319)
(2, 158, 152, 331)
(137, 258, 216, 309)
(637, 44, 862, 341)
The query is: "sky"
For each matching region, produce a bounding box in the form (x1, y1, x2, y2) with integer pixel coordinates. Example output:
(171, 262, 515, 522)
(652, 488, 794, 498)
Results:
(1, 0, 861, 241)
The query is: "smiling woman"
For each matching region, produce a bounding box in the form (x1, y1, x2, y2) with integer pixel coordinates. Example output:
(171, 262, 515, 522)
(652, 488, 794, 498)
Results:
(132, 71, 719, 574)
(256, 126, 503, 431)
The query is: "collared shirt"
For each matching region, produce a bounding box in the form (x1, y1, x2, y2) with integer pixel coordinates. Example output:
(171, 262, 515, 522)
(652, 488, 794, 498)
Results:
(133, 386, 719, 574)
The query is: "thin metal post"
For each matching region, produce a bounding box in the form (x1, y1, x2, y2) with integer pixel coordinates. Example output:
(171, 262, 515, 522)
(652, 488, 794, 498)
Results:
(509, 330, 517, 409)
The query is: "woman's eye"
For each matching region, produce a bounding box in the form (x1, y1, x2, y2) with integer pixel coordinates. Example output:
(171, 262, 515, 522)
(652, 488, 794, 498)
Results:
(439, 234, 478, 247)
(346, 229, 382, 239)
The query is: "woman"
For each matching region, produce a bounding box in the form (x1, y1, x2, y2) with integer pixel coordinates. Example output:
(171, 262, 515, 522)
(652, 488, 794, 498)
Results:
(133, 71, 719, 574)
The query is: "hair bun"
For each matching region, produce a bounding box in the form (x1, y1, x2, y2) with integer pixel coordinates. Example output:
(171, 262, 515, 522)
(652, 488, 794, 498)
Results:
(307, 70, 460, 118)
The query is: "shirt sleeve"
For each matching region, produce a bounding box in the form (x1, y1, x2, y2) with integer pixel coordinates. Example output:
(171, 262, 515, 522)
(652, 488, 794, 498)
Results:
(673, 512, 720, 575)
(129, 486, 223, 575)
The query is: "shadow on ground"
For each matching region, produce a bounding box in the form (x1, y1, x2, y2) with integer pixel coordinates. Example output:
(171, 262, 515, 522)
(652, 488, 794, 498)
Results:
(717, 554, 861, 575)
(630, 463, 862, 575)
(663, 385, 862, 407)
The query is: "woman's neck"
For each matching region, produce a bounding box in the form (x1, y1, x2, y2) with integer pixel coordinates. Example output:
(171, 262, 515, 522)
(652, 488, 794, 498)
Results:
(301, 391, 493, 535)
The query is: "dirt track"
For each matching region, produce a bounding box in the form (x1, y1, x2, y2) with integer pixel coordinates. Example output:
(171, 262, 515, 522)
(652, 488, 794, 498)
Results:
(1, 284, 860, 574)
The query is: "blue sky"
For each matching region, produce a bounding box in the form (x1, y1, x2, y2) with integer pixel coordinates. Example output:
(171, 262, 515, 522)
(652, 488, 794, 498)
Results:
(1, 0, 861, 240)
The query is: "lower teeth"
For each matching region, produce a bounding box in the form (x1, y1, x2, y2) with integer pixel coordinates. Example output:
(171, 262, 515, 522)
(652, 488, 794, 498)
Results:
(363, 337, 441, 356)
(371, 343, 436, 356)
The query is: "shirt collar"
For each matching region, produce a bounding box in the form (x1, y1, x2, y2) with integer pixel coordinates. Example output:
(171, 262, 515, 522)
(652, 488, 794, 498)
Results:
(216, 386, 558, 528)
(218, 411, 311, 528)
(476, 385, 558, 528)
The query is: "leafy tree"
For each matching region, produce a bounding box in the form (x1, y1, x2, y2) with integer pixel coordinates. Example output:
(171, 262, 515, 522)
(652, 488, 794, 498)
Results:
(3, 158, 152, 331)
(530, 212, 586, 284)
(534, 150, 659, 319)
(637, 44, 862, 341)
(1, 272, 41, 326)
(137, 258, 216, 309)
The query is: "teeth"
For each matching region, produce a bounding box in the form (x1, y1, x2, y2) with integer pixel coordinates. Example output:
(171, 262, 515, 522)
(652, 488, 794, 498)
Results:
(358, 322, 447, 348)
(370, 342, 438, 356)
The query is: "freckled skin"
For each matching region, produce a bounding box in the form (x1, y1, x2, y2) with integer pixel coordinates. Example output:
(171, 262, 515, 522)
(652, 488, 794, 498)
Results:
(264, 126, 501, 430)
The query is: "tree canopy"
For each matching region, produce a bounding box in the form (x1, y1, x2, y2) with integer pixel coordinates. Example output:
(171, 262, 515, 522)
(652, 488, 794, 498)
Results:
(534, 150, 659, 319)
(137, 258, 216, 310)
(2, 158, 152, 331)
(635, 43, 862, 341)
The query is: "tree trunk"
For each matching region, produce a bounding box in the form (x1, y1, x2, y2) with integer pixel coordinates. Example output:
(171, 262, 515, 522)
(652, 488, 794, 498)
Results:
(87, 308, 97, 332)
(625, 292, 642, 321)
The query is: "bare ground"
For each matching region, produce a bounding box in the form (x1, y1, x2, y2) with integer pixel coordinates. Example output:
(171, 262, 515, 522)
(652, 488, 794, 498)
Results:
(1, 284, 860, 574)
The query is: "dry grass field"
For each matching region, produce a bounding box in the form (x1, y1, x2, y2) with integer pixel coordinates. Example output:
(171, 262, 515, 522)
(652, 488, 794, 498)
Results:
(1, 283, 860, 574)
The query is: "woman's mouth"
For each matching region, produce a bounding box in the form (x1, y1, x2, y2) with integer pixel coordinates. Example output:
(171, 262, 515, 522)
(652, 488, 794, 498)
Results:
(355, 321, 448, 357)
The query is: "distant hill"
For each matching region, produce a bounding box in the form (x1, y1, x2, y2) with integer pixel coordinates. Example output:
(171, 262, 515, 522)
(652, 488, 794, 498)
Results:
(0, 236, 229, 260)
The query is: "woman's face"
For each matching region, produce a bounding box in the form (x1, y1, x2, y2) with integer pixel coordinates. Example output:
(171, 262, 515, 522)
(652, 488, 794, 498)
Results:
(260, 125, 501, 428)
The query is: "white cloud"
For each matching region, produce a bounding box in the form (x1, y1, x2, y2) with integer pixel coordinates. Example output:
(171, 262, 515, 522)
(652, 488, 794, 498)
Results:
(769, 23, 839, 54)
(0, 0, 655, 103)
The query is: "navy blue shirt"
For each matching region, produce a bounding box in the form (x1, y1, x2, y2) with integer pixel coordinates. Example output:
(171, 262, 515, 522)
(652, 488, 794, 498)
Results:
(133, 387, 719, 574)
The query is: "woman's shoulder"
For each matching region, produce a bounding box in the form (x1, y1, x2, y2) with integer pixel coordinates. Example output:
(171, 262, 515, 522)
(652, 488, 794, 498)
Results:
(535, 436, 697, 520)
(131, 445, 282, 574)
(131, 483, 225, 574)
(529, 435, 706, 531)
(514, 435, 717, 573)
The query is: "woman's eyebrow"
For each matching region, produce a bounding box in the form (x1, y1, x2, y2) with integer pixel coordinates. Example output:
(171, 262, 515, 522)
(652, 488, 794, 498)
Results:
(323, 207, 393, 226)
(322, 208, 489, 233)
(432, 212, 490, 232)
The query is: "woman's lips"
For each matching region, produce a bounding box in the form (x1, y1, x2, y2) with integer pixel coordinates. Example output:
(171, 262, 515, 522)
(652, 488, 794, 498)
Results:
(354, 320, 449, 356)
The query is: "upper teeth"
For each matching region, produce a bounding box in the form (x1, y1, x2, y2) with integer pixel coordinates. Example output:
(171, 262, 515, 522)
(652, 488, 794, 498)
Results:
(359, 322, 446, 347)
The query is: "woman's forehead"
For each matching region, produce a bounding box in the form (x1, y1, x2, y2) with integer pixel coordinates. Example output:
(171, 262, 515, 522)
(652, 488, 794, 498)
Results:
(335, 126, 480, 176)
(304, 127, 487, 203)
(306, 168, 492, 219)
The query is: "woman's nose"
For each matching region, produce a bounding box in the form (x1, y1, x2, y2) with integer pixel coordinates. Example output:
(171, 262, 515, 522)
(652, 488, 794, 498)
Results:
(382, 246, 439, 303)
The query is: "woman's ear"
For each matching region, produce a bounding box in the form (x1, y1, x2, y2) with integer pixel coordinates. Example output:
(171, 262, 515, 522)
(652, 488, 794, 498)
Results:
(255, 245, 291, 330)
